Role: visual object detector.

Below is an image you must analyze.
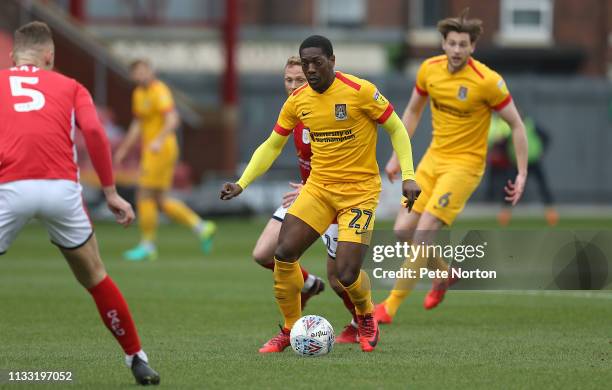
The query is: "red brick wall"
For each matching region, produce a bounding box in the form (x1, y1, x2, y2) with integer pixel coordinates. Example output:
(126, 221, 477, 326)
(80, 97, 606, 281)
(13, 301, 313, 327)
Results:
(554, 0, 608, 76)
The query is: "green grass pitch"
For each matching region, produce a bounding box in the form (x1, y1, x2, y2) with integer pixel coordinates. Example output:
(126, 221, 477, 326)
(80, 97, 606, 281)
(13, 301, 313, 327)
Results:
(1, 217, 611, 389)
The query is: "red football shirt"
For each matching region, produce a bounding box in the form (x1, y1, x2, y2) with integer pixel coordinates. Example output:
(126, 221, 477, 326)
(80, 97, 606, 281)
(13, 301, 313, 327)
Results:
(0, 65, 113, 186)
(292, 122, 312, 183)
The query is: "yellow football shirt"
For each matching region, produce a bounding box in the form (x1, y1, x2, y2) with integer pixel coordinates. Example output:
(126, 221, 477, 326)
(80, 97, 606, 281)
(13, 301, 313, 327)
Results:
(132, 80, 176, 146)
(415, 55, 512, 168)
(275, 71, 394, 183)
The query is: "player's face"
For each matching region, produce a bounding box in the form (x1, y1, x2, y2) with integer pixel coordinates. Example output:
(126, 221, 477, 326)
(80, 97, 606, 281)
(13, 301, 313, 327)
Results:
(300, 47, 335, 93)
(442, 31, 475, 72)
(131, 64, 154, 87)
(284, 65, 307, 96)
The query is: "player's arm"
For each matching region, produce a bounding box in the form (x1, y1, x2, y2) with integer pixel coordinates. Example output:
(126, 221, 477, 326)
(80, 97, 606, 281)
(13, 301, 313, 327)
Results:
(114, 119, 141, 165)
(381, 111, 421, 211)
(219, 130, 290, 200)
(150, 109, 180, 152)
(386, 87, 428, 182)
(497, 100, 528, 205)
(74, 84, 135, 226)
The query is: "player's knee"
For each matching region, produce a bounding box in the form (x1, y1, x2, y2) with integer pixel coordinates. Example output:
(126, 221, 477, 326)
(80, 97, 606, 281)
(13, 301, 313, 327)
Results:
(336, 267, 359, 287)
(252, 247, 272, 266)
(273, 243, 299, 263)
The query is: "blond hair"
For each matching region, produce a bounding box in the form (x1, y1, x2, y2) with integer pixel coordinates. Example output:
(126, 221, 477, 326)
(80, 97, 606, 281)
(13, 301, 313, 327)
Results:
(285, 55, 302, 68)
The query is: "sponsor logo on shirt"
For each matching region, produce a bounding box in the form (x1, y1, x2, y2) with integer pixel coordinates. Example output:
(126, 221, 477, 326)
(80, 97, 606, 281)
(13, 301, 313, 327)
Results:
(373, 90, 388, 105)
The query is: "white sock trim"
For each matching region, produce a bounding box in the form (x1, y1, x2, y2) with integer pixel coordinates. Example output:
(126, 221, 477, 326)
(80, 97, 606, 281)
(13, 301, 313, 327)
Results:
(125, 349, 148, 367)
(302, 274, 316, 292)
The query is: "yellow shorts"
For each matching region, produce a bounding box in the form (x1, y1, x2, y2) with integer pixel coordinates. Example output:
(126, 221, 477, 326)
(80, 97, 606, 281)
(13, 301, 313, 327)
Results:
(287, 177, 381, 244)
(407, 152, 483, 225)
(138, 139, 178, 190)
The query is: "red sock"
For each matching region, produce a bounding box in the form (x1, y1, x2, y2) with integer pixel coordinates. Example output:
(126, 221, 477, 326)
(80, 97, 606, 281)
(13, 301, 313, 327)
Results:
(262, 262, 309, 282)
(88, 276, 141, 355)
(300, 267, 309, 282)
(340, 290, 358, 323)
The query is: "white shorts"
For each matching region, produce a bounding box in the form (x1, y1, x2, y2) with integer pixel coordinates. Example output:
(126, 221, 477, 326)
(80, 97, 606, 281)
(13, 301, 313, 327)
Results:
(273, 205, 338, 259)
(0, 179, 93, 254)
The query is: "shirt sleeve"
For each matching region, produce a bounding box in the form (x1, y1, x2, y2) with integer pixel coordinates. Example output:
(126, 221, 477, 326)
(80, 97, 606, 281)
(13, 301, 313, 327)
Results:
(74, 83, 114, 187)
(485, 71, 512, 111)
(414, 61, 429, 96)
(360, 80, 394, 124)
(156, 82, 175, 113)
(274, 96, 299, 136)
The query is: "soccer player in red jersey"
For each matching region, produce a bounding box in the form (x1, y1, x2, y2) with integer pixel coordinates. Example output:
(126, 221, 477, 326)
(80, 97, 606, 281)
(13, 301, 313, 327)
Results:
(253, 57, 359, 353)
(0, 22, 159, 385)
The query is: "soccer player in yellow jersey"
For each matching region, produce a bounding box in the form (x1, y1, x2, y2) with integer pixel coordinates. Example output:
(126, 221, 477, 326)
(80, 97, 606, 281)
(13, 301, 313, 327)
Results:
(221, 35, 421, 353)
(374, 10, 528, 324)
(114, 59, 216, 261)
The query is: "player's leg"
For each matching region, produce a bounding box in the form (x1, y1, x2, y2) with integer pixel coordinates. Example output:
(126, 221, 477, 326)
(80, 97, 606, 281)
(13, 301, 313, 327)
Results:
(323, 223, 358, 343)
(39, 179, 158, 384)
(252, 207, 324, 307)
(60, 237, 159, 385)
(124, 187, 159, 261)
(419, 168, 482, 309)
(159, 190, 217, 253)
(374, 208, 421, 324)
(259, 183, 333, 353)
(333, 179, 381, 352)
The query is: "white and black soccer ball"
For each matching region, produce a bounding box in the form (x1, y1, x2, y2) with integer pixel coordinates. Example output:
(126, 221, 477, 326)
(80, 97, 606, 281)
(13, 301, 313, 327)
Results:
(290, 315, 335, 357)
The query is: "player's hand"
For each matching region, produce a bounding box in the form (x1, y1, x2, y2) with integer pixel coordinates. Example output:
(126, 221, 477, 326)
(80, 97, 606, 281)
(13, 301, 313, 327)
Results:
(504, 172, 527, 206)
(385, 153, 401, 183)
(282, 182, 303, 208)
(149, 138, 163, 153)
(103, 187, 135, 227)
(220, 182, 243, 200)
(402, 179, 421, 212)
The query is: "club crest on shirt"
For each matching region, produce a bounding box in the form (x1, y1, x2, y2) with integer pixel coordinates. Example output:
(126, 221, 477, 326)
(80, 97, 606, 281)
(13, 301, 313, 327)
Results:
(457, 86, 468, 101)
(335, 104, 348, 120)
(302, 127, 310, 144)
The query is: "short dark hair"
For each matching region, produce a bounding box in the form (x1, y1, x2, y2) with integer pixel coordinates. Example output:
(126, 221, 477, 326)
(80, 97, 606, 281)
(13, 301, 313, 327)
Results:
(299, 35, 333, 58)
(13, 21, 53, 54)
(437, 8, 483, 43)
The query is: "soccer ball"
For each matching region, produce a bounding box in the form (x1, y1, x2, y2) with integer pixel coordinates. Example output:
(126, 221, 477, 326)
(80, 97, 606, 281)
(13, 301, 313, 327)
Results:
(290, 315, 335, 357)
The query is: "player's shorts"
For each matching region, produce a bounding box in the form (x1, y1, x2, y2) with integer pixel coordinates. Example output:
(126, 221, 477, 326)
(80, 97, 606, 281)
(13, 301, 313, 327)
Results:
(287, 177, 380, 245)
(0, 179, 93, 254)
(138, 138, 178, 190)
(407, 152, 483, 225)
(273, 205, 338, 259)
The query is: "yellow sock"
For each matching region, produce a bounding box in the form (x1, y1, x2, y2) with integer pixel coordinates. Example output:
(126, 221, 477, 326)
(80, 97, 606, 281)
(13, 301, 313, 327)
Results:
(138, 198, 158, 242)
(384, 255, 427, 317)
(341, 270, 374, 315)
(273, 258, 304, 330)
(162, 198, 201, 229)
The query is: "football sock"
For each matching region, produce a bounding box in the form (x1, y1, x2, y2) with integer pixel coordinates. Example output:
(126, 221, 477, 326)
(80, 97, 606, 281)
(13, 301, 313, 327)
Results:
(137, 198, 158, 243)
(161, 198, 201, 230)
(125, 350, 149, 367)
(273, 257, 304, 329)
(341, 270, 374, 315)
(385, 255, 428, 317)
(302, 273, 316, 292)
(259, 261, 312, 288)
(88, 276, 141, 355)
(339, 289, 358, 322)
